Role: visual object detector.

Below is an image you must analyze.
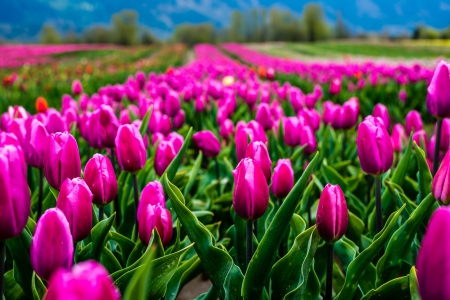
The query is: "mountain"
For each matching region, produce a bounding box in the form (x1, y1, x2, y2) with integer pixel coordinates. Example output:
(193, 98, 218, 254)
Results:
(1, 0, 449, 41)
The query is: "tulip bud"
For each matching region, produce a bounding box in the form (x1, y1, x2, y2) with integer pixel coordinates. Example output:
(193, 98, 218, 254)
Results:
(298, 108, 320, 132)
(300, 125, 317, 155)
(247, 120, 268, 144)
(271, 159, 294, 199)
(195, 94, 206, 112)
(193, 130, 221, 158)
(245, 141, 272, 184)
(84, 154, 118, 207)
(45, 110, 67, 134)
(88, 105, 119, 149)
(316, 184, 348, 243)
(165, 90, 180, 117)
(232, 158, 269, 221)
(412, 130, 428, 150)
(115, 124, 147, 173)
(236, 127, 253, 163)
(432, 151, 450, 204)
(417, 207, 450, 299)
(160, 114, 172, 135)
(398, 89, 407, 102)
(322, 101, 337, 125)
(405, 110, 423, 136)
(56, 178, 93, 242)
(356, 116, 394, 176)
(283, 117, 300, 147)
(426, 61, 450, 119)
(391, 123, 407, 152)
(138, 181, 165, 220)
(138, 204, 155, 246)
(340, 97, 359, 129)
(329, 78, 341, 95)
(173, 109, 185, 129)
(256, 103, 273, 130)
(45, 261, 120, 300)
(72, 80, 83, 95)
(219, 119, 234, 141)
(44, 132, 81, 190)
(438, 118, 450, 151)
(0, 136, 30, 240)
(23, 118, 48, 168)
(153, 205, 173, 246)
(373, 103, 390, 130)
(31, 208, 74, 280)
(154, 140, 177, 176)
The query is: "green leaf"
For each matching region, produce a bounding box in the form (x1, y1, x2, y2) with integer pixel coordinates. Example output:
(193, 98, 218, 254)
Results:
(162, 127, 193, 182)
(323, 164, 348, 191)
(100, 247, 123, 274)
(49, 186, 59, 199)
(110, 231, 135, 265)
(242, 152, 319, 300)
(184, 151, 203, 198)
(271, 227, 320, 299)
(409, 267, 420, 300)
(413, 142, 432, 203)
(376, 193, 435, 286)
(3, 270, 28, 300)
(335, 205, 405, 300)
(360, 276, 410, 300)
(164, 174, 244, 300)
(123, 244, 155, 300)
(166, 255, 203, 300)
(31, 272, 46, 300)
(139, 106, 152, 138)
(78, 213, 115, 262)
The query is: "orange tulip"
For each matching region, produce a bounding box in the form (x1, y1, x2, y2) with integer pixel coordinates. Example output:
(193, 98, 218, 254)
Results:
(36, 97, 48, 113)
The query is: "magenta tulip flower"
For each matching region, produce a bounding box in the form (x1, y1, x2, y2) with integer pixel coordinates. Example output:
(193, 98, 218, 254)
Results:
(31, 208, 74, 280)
(426, 61, 450, 119)
(412, 130, 428, 150)
(84, 154, 118, 207)
(23, 118, 48, 168)
(432, 151, 450, 204)
(165, 90, 181, 117)
(138, 203, 155, 246)
(245, 141, 272, 184)
(45, 110, 67, 134)
(417, 207, 450, 299)
(137, 181, 166, 220)
(255, 103, 273, 130)
(235, 127, 253, 163)
(232, 158, 269, 221)
(438, 119, 450, 152)
(72, 79, 83, 95)
(173, 109, 185, 129)
(283, 117, 300, 147)
(44, 132, 81, 190)
(329, 78, 341, 95)
(340, 97, 359, 129)
(323, 101, 337, 125)
(153, 205, 173, 246)
(88, 105, 119, 149)
(193, 130, 221, 158)
(373, 103, 390, 130)
(45, 261, 120, 300)
(405, 110, 423, 136)
(154, 140, 177, 176)
(271, 159, 294, 199)
(391, 124, 407, 152)
(56, 178, 93, 242)
(300, 125, 317, 155)
(219, 119, 234, 141)
(115, 124, 147, 173)
(316, 184, 348, 243)
(356, 116, 394, 176)
(0, 135, 30, 240)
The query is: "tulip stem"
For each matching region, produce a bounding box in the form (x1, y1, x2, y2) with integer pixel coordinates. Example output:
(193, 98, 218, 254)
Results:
(253, 221, 258, 240)
(325, 243, 334, 300)
(433, 119, 443, 175)
(246, 221, 253, 269)
(99, 206, 104, 222)
(215, 158, 220, 196)
(366, 175, 373, 205)
(341, 130, 347, 161)
(132, 174, 139, 241)
(375, 176, 383, 234)
(111, 149, 121, 227)
(307, 196, 312, 227)
(37, 168, 44, 220)
(0, 241, 5, 298)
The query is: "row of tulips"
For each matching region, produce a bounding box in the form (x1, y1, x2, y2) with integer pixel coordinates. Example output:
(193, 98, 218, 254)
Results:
(0, 43, 449, 300)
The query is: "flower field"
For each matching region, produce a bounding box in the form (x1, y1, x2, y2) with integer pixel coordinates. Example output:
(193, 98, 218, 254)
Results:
(0, 42, 450, 300)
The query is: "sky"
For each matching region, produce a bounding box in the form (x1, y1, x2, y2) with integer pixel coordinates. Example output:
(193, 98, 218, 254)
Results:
(1, 0, 449, 40)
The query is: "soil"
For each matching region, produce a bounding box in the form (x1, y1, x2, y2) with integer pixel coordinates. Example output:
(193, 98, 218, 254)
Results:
(176, 274, 213, 300)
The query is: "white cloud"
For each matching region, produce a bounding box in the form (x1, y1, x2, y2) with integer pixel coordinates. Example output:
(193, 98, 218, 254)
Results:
(0, 24, 12, 34)
(394, 2, 403, 16)
(355, 0, 383, 19)
(440, 2, 450, 10)
(78, 2, 94, 11)
(158, 14, 174, 28)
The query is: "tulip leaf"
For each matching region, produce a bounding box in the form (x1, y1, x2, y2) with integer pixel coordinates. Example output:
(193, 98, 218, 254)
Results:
(49, 186, 59, 200)
(184, 150, 203, 198)
(242, 152, 319, 300)
(360, 276, 410, 300)
(376, 193, 435, 286)
(123, 244, 156, 300)
(120, 243, 194, 299)
(101, 247, 122, 274)
(413, 142, 432, 203)
(31, 272, 46, 300)
(270, 226, 320, 300)
(323, 164, 348, 191)
(117, 172, 134, 237)
(164, 174, 244, 300)
(139, 106, 152, 138)
(166, 255, 203, 300)
(346, 212, 365, 246)
(335, 205, 405, 300)
(78, 213, 115, 262)
(162, 127, 193, 183)
(230, 207, 247, 272)
(3, 269, 28, 300)
(409, 267, 420, 300)
(126, 240, 146, 267)
(110, 231, 135, 264)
